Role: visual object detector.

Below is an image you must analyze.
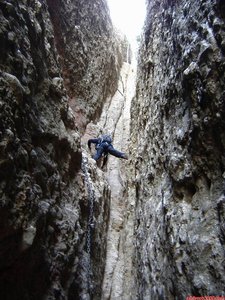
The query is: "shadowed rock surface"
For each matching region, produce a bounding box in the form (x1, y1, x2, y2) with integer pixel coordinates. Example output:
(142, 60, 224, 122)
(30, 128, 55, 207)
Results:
(130, 0, 225, 298)
(0, 0, 121, 299)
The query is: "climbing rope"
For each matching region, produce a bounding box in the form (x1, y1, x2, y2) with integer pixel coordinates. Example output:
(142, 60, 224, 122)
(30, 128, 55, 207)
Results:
(81, 155, 95, 295)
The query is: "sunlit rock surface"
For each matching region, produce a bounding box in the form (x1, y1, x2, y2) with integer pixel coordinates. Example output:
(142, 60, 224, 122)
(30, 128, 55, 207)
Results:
(99, 63, 136, 300)
(82, 62, 135, 300)
(130, 0, 225, 298)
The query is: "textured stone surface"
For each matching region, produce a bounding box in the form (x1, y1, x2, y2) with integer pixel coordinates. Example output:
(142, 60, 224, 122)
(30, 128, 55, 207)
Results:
(0, 1, 82, 298)
(131, 0, 225, 298)
(47, 0, 124, 132)
(99, 63, 135, 300)
(3, 0, 225, 299)
(82, 62, 135, 300)
(0, 0, 118, 299)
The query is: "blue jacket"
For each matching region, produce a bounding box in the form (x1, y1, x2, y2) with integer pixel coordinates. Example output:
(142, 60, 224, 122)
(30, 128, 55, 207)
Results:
(88, 138, 111, 150)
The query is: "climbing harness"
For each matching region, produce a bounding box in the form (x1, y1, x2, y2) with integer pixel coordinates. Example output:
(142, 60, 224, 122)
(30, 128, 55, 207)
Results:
(81, 155, 95, 295)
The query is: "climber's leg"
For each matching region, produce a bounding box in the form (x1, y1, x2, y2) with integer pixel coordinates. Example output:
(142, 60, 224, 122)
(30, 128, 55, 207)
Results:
(93, 146, 105, 161)
(107, 145, 128, 159)
(102, 153, 108, 167)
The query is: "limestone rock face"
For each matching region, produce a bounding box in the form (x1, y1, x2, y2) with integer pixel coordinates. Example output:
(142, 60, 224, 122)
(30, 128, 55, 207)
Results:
(131, 0, 225, 298)
(98, 63, 136, 300)
(81, 62, 136, 300)
(47, 0, 123, 132)
(0, 0, 118, 299)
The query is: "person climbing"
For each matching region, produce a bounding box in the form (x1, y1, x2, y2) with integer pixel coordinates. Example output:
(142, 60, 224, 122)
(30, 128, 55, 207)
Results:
(88, 134, 128, 161)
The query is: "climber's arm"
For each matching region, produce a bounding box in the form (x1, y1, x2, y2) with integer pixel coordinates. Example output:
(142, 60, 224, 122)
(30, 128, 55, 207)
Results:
(88, 138, 98, 150)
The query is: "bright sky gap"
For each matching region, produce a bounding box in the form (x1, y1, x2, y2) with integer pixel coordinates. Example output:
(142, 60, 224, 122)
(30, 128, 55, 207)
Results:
(106, 0, 146, 48)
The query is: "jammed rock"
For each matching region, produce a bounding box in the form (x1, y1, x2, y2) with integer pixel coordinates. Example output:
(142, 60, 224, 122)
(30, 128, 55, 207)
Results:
(47, 0, 124, 132)
(131, 0, 225, 298)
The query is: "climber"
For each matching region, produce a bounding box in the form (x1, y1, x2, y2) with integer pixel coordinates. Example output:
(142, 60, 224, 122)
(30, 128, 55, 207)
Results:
(88, 134, 128, 161)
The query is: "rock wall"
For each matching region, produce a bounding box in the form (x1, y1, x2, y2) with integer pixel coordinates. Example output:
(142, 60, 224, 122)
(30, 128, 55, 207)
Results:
(0, 0, 120, 299)
(98, 63, 136, 300)
(131, 0, 225, 298)
(47, 0, 123, 132)
(81, 61, 135, 300)
(4, 0, 225, 299)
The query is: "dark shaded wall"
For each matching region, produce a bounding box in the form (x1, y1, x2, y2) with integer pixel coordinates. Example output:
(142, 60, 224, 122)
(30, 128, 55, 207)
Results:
(130, 0, 225, 298)
(0, 0, 116, 299)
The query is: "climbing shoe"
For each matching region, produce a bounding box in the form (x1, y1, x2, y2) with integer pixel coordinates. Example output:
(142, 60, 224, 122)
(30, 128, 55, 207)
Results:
(122, 154, 128, 160)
